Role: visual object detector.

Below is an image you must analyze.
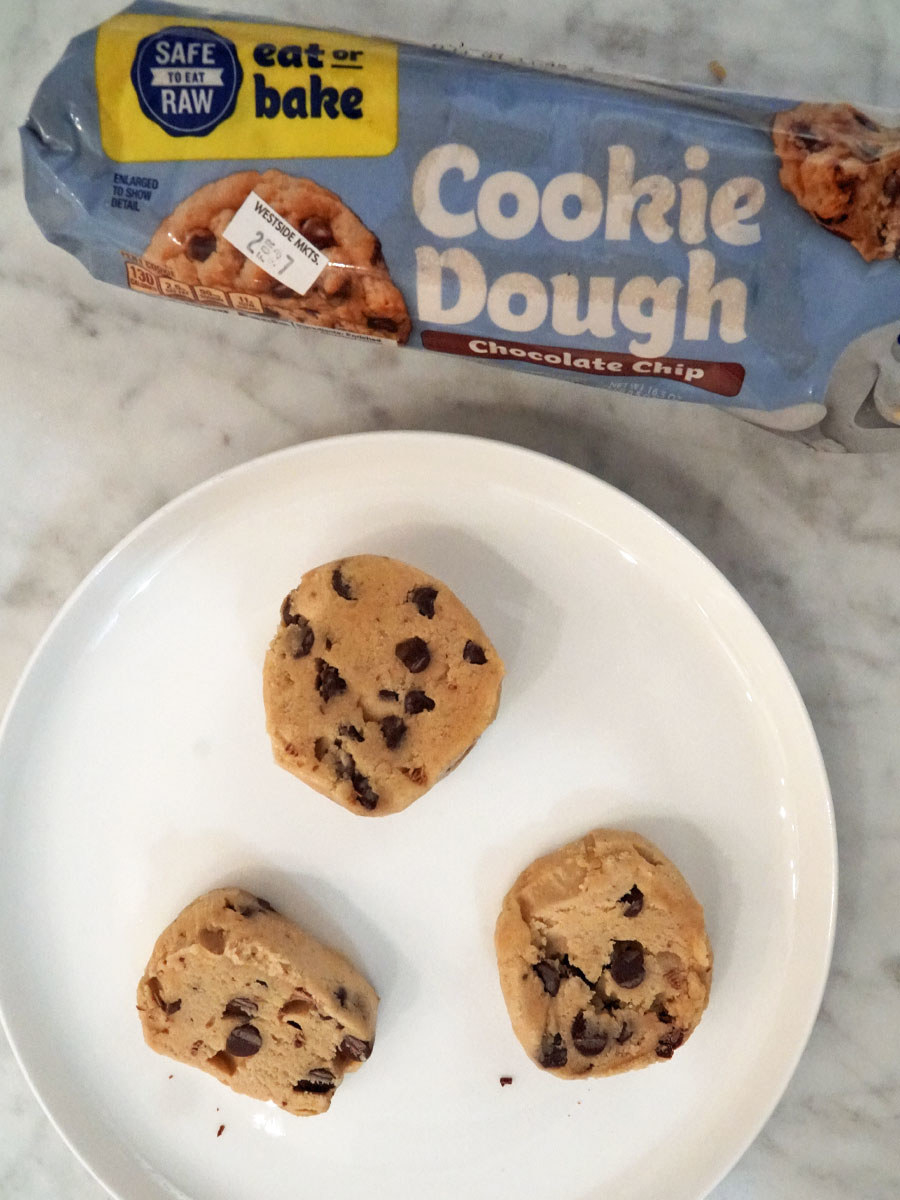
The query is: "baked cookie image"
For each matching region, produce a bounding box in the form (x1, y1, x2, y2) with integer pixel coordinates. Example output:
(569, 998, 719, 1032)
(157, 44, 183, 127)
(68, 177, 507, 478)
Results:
(137, 887, 377, 1115)
(772, 102, 900, 261)
(263, 555, 504, 817)
(145, 169, 411, 341)
(495, 829, 712, 1078)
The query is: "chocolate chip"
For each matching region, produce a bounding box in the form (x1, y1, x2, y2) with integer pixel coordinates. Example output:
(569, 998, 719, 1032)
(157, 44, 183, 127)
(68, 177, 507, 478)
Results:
(404, 689, 435, 715)
(655, 1006, 674, 1024)
(352, 770, 379, 810)
(269, 281, 295, 299)
(235, 897, 275, 918)
(380, 715, 407, 749)
(856, 142, 881, 162)
(885, 171, 900, 202)
(281, 594, 299, 625)
(325, 277, 352, 303)
(147, 977, 181, 1015)
(371, 237, 384, 265)
(223, 996, 258, 1020)
(538, 1033, 568, 1069)
(298, 216, 335, 249)
(338, 723, 365, 742)
(407, 585, 438, 618)
(293, 1073, 335, 1093)
(533, 960, 561, 997)
(655, 1028, 685, 1059)
(339, 1035, 371, 1061)
(309, 1067, 336, 1083)
(225, 1024, 262, 1057)
(853, 108, 879, 131)
(462, 640, 487, 664)
(315, 659, 347, 702)
(571, 1011, 608, 1056)
(314, 737, 330, 760)
(608, 941, 645, 989)
(795, 127, 829, 153)
(378, 689, 399, 701)
(285, 618, 314, 658)
(185, 229, 217, 262)
(619, 885, 644, 917)
(335, 987, 348, 1006)
(395, 637, 430, 673)
(331, 567, 354, 600)
(616, 1022, 632, 1044)
(367, 316, 398, 333)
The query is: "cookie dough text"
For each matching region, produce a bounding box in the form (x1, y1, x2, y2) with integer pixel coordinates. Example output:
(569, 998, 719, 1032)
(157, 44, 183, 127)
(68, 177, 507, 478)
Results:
(413, 143, 766, 355)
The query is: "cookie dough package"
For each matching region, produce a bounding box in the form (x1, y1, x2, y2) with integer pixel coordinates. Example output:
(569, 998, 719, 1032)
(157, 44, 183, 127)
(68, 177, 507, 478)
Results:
(21, 3, 900, 450)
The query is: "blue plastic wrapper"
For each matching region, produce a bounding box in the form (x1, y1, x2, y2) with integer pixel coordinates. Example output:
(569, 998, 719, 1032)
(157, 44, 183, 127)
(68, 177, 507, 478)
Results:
(21, 2, 900, 449)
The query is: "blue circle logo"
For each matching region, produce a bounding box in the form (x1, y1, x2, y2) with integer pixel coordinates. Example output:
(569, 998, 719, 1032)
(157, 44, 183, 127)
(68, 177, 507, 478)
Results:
(131, 26, 243, 138)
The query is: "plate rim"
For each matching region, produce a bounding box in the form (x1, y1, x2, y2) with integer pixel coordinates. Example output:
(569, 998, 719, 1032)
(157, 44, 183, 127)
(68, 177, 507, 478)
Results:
(0, 430, 837, 1200)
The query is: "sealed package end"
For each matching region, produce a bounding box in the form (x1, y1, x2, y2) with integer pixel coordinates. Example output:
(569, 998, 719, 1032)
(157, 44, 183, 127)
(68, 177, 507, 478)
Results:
(21, 2, 900, 450)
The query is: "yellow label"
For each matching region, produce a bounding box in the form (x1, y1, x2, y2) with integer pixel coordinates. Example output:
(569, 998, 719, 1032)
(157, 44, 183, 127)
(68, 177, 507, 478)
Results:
(96, 13, 398, 162)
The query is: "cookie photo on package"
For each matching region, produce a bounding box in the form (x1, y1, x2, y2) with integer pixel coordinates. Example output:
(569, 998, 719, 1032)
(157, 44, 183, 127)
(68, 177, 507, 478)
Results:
(20, 2, 900, 450)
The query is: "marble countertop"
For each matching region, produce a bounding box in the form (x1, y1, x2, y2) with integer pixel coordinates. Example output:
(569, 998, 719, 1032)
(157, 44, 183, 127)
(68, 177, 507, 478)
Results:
(3, 0, 900, 1196)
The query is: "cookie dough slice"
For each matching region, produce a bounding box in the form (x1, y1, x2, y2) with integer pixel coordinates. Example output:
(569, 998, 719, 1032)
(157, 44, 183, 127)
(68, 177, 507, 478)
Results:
(772, 102, 900, 261)
(263, 555, 504, 816)
(495, 829, 712, 1078)
(137, 888, 377, 1115)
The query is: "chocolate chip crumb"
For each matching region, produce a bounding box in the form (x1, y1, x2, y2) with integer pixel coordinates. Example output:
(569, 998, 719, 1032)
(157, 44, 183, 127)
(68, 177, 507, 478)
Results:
(217, 1124, 225, 1137)
(533, 960, 561, 997)
(571, 1011, 608, 1056)
(339, 1035, 371, 1061)
(352, 770, 379, 810)
(293, 1075, 335, 1094)
(148, 977, 181, 1015)
(404, 689, 435, 715)
(499, 1075, 513, 1086)
(285, 618, 314, 658)
(462, 640, 487, 664)
(380, 715, 407, 749)
(395, 636, 430, 673)
(331, 567, 355, 600)
(338, 724, 365, 743)
(223, 996, 258, 1020)
(608, 940, 645, 989)
(619, 885, 644, 917)
(225, 1024, 262, 1057)
(538, 1032, 568, 1069)
(315, 658, 347, 702)
(656, 1028, 685, 1059)
(407, 585, 438, 618)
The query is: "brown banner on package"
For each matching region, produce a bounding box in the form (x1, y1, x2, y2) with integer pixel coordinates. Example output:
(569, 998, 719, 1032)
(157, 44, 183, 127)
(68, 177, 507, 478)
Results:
(421, 331, 745, 397)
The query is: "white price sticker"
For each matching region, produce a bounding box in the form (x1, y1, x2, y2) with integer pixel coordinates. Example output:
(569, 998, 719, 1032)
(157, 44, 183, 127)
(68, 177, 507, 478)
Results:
(222, 190, 327, 297)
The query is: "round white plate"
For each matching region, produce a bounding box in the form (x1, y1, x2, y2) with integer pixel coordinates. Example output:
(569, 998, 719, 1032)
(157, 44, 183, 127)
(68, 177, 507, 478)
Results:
(0, 432, 835, 1200)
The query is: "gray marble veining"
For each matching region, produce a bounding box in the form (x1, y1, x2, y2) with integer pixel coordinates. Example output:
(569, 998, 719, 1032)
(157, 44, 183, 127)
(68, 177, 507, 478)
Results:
(3, 0, 900, 1197)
